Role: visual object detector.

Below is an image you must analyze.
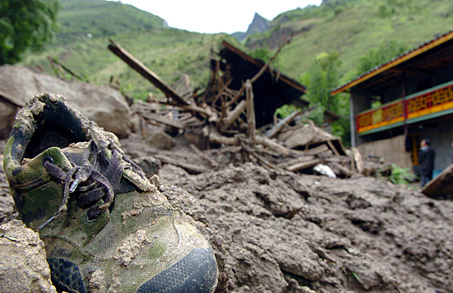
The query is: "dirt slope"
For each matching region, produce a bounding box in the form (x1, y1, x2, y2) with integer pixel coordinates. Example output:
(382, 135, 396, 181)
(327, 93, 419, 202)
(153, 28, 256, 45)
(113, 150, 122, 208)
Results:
(121, 134, 453, 292)
(1, 134, 452, 292)
(156, 163, 452, 292)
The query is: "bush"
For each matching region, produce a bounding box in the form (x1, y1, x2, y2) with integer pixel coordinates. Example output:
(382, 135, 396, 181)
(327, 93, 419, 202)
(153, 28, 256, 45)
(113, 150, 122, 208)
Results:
(388, 164, 416, 185)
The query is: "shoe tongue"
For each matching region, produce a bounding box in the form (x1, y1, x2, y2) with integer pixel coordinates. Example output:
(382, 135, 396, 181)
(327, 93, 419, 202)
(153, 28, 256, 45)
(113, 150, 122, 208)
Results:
(60, 141, 92, 167)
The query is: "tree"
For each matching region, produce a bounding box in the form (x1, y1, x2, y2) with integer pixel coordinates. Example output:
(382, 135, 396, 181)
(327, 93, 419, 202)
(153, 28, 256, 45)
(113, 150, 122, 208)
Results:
(0, 0, 60, 65)
(356, 40, 407, 75)
(299, 51, 351, 146)
(305, 52, 342, 112)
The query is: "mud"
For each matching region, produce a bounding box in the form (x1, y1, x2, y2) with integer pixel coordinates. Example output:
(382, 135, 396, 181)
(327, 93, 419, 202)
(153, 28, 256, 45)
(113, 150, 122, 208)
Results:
(0, 132, 452, 292)
(0, 219, 56, 292)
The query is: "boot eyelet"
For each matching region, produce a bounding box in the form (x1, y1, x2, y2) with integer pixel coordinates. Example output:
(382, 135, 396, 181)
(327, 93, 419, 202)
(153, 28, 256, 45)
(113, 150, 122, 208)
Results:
(43, 155, 54, 165)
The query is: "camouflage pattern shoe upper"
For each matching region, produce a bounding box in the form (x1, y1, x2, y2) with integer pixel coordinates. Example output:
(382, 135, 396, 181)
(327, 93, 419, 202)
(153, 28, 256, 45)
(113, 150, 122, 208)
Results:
(3, 93, 218, 292)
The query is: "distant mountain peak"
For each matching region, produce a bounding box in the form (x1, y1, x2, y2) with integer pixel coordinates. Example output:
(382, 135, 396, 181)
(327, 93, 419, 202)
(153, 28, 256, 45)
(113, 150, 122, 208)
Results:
(232, 13, 270, 41)
(246, 13, 270, 35)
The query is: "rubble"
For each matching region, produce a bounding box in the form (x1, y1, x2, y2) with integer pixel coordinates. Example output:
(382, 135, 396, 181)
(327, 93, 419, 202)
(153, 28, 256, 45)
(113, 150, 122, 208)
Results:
(108, 39, 377, 180)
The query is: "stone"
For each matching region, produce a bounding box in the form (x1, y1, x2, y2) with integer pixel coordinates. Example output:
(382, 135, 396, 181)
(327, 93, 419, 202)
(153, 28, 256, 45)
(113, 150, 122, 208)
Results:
(0, 65, 133, 139)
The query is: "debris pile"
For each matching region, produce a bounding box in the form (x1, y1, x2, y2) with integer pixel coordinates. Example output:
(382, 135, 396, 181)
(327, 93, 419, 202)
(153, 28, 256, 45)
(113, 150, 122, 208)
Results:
(108, 39, 385, 180)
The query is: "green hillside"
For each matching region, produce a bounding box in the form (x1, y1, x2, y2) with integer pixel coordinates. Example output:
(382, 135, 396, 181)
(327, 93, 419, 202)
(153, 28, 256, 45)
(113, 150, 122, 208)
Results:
(57, 0, 167, 43)
(21, 0, 453, 100)
(22, 0, 239, 98)
(247, 0, 453, 83)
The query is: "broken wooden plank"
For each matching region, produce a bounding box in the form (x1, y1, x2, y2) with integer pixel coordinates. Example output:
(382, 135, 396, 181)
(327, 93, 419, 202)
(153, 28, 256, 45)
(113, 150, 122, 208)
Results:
(278, 155, 316, 168)
(422, 164, 453, 199)
(255, 136, 294, 156)
(252, 152, 283, 171)
(108, 39, 188, 106)
(140, 112, 186, 129)
(154, 154, 207, 174)
(48, 57, 86, 81)
(304, 144, 330, 156)
(263, 110, 302, 139)
(190, 144, 219, 168)
(285, 159, 320, 172)
(326, 140, 340, 157)
(208, 131, 239, 146)
(179, 103, 218, 122)
(351, 147, 364, 174)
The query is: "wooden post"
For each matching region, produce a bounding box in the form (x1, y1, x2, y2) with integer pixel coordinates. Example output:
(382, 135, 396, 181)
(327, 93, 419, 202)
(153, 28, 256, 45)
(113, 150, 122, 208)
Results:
(245, 80, 256, 142)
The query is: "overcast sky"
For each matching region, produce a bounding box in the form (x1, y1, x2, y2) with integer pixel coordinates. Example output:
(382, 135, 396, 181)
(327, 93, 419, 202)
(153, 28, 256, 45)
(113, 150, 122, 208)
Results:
(116, 1, 322, 34)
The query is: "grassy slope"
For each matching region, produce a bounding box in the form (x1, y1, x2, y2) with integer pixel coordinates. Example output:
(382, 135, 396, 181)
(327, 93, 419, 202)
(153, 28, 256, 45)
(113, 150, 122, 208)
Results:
(57, 0, 166, 42)
(259, 0, 453, 83)
(22, 0, 240, 98)
(21, 0, 453, 98)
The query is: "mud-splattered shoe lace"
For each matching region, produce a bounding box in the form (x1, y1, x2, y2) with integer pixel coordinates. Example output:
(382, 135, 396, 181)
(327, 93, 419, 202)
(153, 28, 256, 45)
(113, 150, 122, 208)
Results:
(3, 93, 218, 292)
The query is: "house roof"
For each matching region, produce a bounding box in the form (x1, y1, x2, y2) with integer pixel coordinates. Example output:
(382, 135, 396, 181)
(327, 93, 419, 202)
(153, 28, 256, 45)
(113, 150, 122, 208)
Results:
(332, 30, 453, 95)
(220, 41, 307, 95)
(210, 41, 340, 127)
(215, 41, 311, 127)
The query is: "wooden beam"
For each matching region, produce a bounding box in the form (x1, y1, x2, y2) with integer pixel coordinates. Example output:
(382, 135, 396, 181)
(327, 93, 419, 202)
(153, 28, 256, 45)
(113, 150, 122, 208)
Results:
(326, 140, 340, 157)
(285, 158, 320, 172)
(220, 100, 247, 131)
(208, 131, 239, 146)
(263, 110, 302, 139)
(351, 147, 364, 174)
(245, 80, 256, 142)
(304, 144, 330, 156)
(48, 57, 86, 81)
(108, 39, 188, 106)
(154, 154, 207, 174)
(422, 164, 453, 198)
(140, 112, 186, 129)
(189, 144, 219, 168)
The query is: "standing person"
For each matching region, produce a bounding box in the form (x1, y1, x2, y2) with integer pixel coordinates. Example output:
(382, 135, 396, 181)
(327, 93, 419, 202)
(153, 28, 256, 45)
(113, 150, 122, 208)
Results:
(418, 139, 435, 187)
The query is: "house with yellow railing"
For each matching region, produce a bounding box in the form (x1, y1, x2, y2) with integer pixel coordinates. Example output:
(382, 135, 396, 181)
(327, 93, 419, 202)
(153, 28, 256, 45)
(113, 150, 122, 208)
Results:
(332, 31, 453, 174)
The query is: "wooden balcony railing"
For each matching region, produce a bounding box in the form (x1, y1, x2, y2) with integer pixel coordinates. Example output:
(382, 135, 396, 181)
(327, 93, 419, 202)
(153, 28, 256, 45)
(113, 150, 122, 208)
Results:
(356, 81, 453, 134)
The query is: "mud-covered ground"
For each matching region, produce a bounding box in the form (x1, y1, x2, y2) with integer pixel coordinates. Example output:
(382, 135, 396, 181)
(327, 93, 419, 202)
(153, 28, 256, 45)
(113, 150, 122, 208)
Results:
(1, 133, 452, 292)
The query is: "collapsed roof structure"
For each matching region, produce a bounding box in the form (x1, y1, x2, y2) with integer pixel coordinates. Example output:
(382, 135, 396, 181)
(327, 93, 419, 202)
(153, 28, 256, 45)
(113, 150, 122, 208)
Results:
(205, 41, 309, 128)
(107, 38, 364, 178)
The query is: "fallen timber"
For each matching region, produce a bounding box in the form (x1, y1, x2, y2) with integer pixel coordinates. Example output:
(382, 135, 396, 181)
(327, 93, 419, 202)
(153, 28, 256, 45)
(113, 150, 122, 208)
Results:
(108, 38, 376, 178)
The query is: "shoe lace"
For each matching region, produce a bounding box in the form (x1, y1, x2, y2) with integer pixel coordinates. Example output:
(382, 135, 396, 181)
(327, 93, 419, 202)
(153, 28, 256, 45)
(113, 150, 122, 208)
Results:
(38, 139, 137, 230)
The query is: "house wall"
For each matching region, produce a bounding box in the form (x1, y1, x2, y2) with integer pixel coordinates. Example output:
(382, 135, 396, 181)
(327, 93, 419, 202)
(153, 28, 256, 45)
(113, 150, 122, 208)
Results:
(357, 134, 413, 169)
(350, 90, 371, 147)
(356, 118, 453, 173)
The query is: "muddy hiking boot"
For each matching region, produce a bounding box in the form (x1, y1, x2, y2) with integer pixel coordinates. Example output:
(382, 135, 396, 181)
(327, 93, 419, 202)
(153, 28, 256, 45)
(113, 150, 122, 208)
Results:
(3, 93, 218, 292)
